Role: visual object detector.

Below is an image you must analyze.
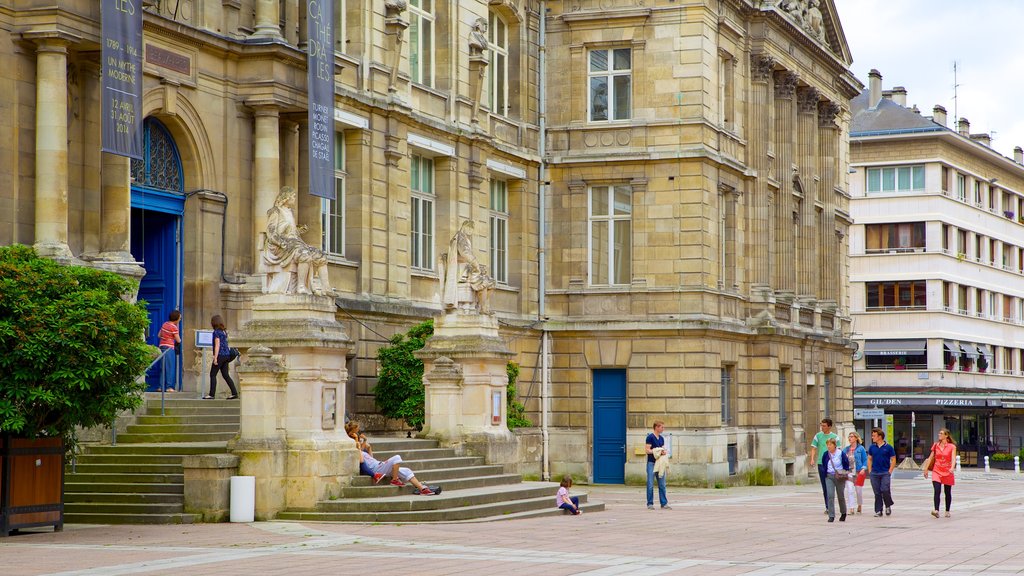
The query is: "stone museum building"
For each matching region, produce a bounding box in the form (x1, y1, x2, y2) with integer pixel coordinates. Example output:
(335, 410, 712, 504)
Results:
(849, 71, 1024, 467)
(0, 0, 859, 484)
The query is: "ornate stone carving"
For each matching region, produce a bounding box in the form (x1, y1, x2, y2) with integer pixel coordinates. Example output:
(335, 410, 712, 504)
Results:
(468, 18, 490, 124)
(818, 101, 841, 127)
(773, 70, 799, 99)
(440, 220, 496, 315)
(385, 0, 408, 18)
(260, 186, 334, 296)
(777, 0, 827, 45)
(750, 53, 776, 83)
(797, 87, 820, 114)
(469, 17, 489, 58)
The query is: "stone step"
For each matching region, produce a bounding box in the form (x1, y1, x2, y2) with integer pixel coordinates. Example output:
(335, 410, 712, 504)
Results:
(349, 456, 485, 481)
(64, 482, 184, 495)
(115, 432, 237, 443)
(362, 438, 444, 452)
(64, 492, 184, 505)
(72, 454, 184, 465)
(65, 502, 184, 515)
(135, 414, 240, 425)
(143, 407, 241, 417)
(65, 472, 184, 485)
(332, 478, 541, 509)
(83, 443, 227, 455)
(143, 397, 238, 408)
(462, 498, 606, 522)
(372, 447, 459, 461)
(66, 463, 183, 475)
(125, 423, 240, 435)
(63, 512, 196, 525)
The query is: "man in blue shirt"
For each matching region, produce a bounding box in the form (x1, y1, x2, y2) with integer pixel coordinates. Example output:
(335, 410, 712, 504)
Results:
(867, 427, 897, 517)
(645, 420, 670, 510)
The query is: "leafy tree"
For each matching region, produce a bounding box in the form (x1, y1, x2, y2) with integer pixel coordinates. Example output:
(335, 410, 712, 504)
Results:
(0, 245, 152, 440)
(373, 320, 533, 430)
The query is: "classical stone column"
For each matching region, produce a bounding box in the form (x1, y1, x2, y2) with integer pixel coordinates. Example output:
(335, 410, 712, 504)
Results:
(33, 37, 73, 259)
(99, 153, 133, 259)
(749, 53, 775, 291)
(772, 70, 798, 293)
(818, 101, 841, 301)
(796, 87, 819, 297)
(252, 104, 281, 264)
(252, 0, 282, 39)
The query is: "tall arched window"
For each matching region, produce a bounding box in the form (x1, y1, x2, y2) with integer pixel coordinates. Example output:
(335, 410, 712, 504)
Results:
(487, 10, 509, 116)
(130, 118, 184, 193)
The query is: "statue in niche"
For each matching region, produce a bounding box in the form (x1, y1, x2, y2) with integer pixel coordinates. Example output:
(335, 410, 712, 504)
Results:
(469, 17, 489, 58)
(440, 220, 495, 315)
(261, 186, 334, 296)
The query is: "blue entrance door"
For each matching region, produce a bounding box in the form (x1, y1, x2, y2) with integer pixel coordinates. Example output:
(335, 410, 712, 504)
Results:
(592, 369, 627, 484)
(131, 206, 182, 391)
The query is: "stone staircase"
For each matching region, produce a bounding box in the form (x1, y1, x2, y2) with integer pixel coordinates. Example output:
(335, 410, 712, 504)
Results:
(276, 437, 604, 523)
(63, 397, 239, 525)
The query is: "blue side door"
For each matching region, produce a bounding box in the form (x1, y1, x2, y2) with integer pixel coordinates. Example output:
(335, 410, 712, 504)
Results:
(592, 369, 627, 484)
(131, 207, 181, 391)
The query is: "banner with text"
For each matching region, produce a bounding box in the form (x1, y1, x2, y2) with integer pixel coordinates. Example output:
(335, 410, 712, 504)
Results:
(101, 0, 144, 159)
(307, 0, 335, 200)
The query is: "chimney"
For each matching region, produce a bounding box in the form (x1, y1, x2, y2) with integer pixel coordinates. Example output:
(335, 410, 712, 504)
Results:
(932, 105, 947, 127)
(958, 117, 970, 136)
(1015, 146, 1023, 164)
(970, 133, 992, 148)
(891, 86, 907, 107)
(868, 69, 882, 109)
(911, 105, 920, 114)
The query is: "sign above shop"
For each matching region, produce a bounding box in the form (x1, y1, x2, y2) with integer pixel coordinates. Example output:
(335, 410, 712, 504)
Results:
(854, 408, 885, 419)
(854, 396, 1002, 408)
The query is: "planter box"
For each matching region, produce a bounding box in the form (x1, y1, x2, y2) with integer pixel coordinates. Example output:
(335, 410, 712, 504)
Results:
(0, 435, 64, 536)
(989, 459, 1015, 470)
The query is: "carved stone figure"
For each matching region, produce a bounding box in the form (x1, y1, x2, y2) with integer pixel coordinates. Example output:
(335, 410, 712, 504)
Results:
(806, 0, 826, 42)
(260, 186, 334, 296)
(469, 17, 489, 57)
(440, 220, 495, 315)
(384, 0, 408, 17)
(778, 0, 805, 26)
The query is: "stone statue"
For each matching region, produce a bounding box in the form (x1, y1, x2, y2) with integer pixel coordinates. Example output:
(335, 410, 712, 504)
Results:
(806, 0, 826, 43)
(260, 186, 334, 296)
(469, 17, 489, 58)
(778, 0, 806, 26)
(384, 0, 408, 17)
(440, 220, 495, 315)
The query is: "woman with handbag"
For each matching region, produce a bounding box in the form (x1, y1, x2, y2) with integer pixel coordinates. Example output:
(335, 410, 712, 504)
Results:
(821, 437, 852, 522)
(844, 431, 868, 514)
(204, 314, 238, 400)
(922, 428, 957, 518)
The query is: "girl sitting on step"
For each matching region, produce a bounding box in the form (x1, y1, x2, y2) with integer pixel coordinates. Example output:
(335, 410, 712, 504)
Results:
(556, 475, 581, 515)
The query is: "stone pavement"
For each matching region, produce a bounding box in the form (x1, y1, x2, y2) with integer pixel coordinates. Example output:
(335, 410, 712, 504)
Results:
(4, 471, 1024, 576)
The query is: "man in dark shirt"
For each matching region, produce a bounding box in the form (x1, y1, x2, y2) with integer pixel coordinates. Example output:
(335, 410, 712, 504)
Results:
(867, 427, 897, 517)
(645, 420, 670, 510)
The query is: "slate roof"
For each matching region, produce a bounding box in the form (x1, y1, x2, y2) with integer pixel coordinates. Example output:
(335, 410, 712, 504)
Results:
(849, 89, 945, 137)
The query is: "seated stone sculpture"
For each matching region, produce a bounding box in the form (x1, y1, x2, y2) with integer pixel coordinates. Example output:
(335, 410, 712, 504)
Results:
(260, 186, 334, 296)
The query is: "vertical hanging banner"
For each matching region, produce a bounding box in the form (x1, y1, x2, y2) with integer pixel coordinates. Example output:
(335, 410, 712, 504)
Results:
(307, 0, 335, 200)
(101, 0, 144, 159)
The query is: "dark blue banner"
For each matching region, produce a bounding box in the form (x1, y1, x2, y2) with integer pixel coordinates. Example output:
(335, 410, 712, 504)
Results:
(307, 0, 335, 200)
(101, 0, 144, 159)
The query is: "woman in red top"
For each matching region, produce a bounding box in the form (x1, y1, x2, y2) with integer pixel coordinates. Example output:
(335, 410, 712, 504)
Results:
(923, 428, 957, 518)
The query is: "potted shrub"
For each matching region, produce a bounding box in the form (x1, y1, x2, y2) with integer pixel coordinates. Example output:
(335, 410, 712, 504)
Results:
(1005, 211, 1015, 220)
(945, 359, 956, 371)
(0, 245, 151, 536)
(892, 357, 907, 370)
(990, 452, 1015, 470)
(978, 355, 989, 373)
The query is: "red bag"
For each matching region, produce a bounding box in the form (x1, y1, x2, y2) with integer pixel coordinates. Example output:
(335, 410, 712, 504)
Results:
(854, 469, 867, 487)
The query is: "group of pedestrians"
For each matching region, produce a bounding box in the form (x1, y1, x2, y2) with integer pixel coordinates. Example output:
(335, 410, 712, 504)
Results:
(811, 418, 957, 522)
(156, 310, 239, 399)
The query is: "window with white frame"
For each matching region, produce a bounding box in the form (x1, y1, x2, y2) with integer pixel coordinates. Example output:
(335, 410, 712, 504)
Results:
(956, 173, 966, 201)
(487, 11, 509, 116)
(489, 179, 509, 284)
(720, 364, 736, 426)
(588, 48, 631, 122)
(410, 154, 435, 270)
(321, 131, 346, 256)
(334, 0, 346, 52)
(408, 0, 434, 87)
(589, 185, 631, 285)
(866, 165, 925, 193)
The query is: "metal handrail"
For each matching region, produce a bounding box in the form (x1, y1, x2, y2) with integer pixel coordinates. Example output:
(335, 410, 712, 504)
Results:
(112, 347, 176, 445)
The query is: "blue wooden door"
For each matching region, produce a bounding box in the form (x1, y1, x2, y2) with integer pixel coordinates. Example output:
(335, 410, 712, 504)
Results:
(131, 208, 181, 391)
(592, 369, 627, 484)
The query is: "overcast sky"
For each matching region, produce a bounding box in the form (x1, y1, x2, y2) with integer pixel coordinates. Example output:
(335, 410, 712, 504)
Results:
(835, 0, 1024, 159)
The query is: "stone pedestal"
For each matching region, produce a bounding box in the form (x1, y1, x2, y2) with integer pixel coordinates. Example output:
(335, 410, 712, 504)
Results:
(416, 311, 517, 465)
(229, 294, 356, 519)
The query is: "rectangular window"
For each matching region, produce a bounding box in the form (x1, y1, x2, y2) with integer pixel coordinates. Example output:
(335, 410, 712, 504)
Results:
(720, 364, 736, 426)
(410, 154, 435, 270)
(588, 48, 632, 122)
(864, 222, 925, 252)
(719, 54, 735, 129)
(1004, 295, 1013, 322)
(489, 179, 509, 284)
(956, 173, 966, 201)
(942, 166, 950, 192)
(974, 181, 983, 206)
(958, 285, 968, 314)
(408, 0, 434, 87)
(321, 131, 346, 256)
(334, 0, 346, 52)
(487, 11, 509, 116)
(865, 281, 927, 310)
(865, 165, 925, 193)
(589, 185, 632, 285)
(957, 229, 967, 256)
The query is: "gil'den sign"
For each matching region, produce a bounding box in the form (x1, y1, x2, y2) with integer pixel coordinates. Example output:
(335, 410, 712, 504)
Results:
(101, 0, 143, 159)
(306, 0, 335, 200)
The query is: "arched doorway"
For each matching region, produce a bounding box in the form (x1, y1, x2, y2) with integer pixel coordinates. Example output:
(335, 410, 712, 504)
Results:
(130, 118, 185, 391)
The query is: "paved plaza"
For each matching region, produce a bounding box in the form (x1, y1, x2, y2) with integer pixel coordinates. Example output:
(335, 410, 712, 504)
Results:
(4, 471, 1024, 576)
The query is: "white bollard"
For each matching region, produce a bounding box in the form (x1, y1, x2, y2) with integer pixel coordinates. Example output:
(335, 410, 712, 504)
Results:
(1015, 456, 1020, 474)
(955, 454, 961, 473)
(229, 475, 256, 523)
(984, 455, 990, 472)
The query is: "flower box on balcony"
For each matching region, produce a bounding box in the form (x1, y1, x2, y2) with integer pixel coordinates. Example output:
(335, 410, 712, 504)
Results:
(1005, 211, 1016, 219)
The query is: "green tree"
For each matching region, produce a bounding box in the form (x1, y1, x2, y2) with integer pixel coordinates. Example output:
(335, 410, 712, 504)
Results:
(373, 320, 434, 429)
(506, 362, 532, 429)
(0, 245, 152, 439)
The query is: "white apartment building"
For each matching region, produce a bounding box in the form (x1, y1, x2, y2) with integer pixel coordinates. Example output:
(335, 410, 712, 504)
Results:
(849, 70, 1024, 467)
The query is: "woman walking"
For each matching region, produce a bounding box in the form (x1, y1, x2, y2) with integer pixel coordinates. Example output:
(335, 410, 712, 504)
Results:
(844, 431, 868, 514)
(923, 428, 956, 518)
(204, 314, 238, 400)
(821, 437, 852, 522)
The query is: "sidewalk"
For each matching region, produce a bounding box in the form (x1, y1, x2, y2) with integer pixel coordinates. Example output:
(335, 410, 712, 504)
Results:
(3, 473, 1024, 575)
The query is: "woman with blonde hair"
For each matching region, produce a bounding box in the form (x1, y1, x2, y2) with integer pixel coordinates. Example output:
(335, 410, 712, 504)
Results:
(844, 431, 868, 514)
(923, 428, 957, 517)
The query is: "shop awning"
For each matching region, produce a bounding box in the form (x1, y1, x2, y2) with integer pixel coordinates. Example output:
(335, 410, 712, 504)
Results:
(959, 345, 977, 358)
(854, 395, 1001, 409)
(943, 341, 956, 354)
(863, 339, 926, 356)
